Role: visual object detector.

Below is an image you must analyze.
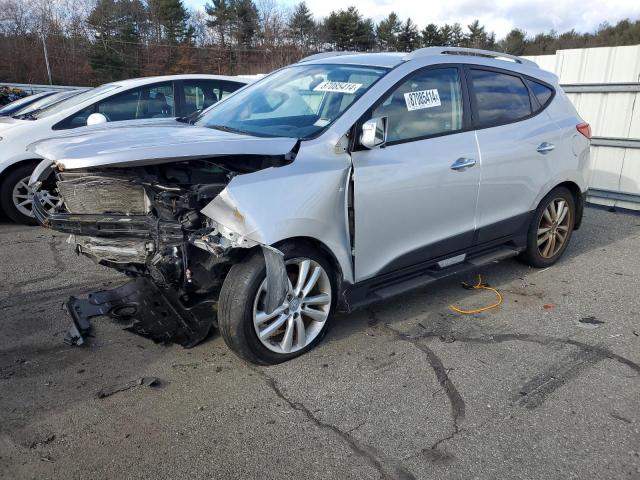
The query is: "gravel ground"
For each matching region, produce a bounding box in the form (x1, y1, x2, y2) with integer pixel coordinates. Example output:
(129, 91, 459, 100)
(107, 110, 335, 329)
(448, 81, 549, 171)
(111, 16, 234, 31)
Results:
(0, 206, 639, 480)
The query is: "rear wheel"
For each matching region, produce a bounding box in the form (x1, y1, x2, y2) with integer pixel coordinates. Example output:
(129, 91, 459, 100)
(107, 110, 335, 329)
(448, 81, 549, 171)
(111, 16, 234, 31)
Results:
(0, 164, 61, 225)
(218, 243, 335, 365)
(520, 186, 575, 268)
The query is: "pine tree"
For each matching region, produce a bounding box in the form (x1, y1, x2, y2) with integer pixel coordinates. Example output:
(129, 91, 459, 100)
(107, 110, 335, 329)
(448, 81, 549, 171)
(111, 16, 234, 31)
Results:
(231, 0, 259, 48)
(376, 12, 401, 51)
(87, 0, 145, 82)
(324, 7, 374, 51)
(439, 24, 453, 46)
(148, 0, 193, 45)
(450, 23, 464, 46)
(288, 2, 315, 49)
(498, 28, 527, 55)
(466, 19, 485, 48)
(421, 23, 441, 47)
(205, 0, 233, 48)
(397, 18, 420, 52)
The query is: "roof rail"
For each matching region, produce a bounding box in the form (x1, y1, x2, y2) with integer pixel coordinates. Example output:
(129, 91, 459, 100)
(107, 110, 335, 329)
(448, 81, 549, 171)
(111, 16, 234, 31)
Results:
(403, 47, 538, 68)
(298, 51, 360, 63)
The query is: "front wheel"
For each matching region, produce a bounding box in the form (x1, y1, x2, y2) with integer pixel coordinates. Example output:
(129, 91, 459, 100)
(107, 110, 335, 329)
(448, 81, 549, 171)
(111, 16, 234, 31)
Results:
(218, 243, 335, 365)
(519, 186, 575, 268)
(0, 164, 62, 225)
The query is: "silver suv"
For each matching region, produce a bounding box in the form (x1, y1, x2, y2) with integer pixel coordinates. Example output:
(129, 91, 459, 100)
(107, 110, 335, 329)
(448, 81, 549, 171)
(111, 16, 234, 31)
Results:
(31, 47, 591, 364)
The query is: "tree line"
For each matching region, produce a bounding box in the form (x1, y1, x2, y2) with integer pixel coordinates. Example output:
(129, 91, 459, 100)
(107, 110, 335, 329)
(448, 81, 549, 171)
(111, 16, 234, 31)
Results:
(1, 0, 639, 86)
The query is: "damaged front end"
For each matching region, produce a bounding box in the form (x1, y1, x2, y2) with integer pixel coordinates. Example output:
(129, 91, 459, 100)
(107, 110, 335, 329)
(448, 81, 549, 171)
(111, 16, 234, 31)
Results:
(32, 155, 291, 347)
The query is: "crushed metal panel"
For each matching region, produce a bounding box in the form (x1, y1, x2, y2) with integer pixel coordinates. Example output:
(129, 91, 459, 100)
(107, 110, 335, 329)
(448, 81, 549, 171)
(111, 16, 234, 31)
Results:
(261, 245, 289, 314)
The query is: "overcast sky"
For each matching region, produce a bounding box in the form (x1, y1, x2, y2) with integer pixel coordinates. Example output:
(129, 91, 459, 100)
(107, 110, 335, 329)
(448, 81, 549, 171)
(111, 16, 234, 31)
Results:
(184, 0, 640, 39)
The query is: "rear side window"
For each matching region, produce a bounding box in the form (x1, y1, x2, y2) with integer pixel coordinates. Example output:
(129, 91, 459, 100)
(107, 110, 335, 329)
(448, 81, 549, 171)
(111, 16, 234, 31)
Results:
(469, 69, 532, 126)
(54, 82, 175, 129)
(181, 80, 243, 115)
(525, 78, 554, 110)
(372, 67, 464, 143)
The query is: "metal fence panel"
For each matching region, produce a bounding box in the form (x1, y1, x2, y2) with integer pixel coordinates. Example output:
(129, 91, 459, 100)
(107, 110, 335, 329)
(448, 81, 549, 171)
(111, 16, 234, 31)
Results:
(525, 45, 640, 210)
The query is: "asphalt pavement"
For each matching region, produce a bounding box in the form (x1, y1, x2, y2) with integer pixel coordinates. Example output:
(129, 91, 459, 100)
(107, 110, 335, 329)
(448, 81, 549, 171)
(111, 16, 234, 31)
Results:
(0, 206, 639, 479)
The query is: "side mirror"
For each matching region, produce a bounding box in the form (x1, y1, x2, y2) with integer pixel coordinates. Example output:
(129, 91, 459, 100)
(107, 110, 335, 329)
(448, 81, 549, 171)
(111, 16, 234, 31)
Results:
(86, 113, 107, 126)
(360, 117, 387, 149)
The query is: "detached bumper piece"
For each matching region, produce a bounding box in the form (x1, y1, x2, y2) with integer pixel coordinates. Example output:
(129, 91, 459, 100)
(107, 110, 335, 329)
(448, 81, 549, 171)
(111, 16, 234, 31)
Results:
(64, 278, 214, 348)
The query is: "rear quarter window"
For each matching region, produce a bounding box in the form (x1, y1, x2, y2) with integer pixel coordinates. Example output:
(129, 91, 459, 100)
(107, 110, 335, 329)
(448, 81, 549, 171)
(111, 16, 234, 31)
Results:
(469, 69, 532, 126)
(525, 78, 554, 110)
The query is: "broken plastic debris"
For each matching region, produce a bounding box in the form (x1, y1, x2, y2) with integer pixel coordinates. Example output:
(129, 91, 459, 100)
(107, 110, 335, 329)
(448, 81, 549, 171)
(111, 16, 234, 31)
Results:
(96, 376, 161, 399)
(576, 316, 605, 330)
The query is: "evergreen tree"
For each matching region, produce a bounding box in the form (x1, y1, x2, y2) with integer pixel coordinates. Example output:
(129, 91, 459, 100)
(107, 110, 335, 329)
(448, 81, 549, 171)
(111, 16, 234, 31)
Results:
(439, 24, 453, 46)
(231, 0, 259, 47)
(87, 0, 146, 82)
(376, 12, 401, 51)
(421, 23, 441, 46)
(499, 28, 526, 55)
(205, 0, 233, 47)
(148, 0, 193, 45)
(324, 7, 374, 51)
(397, 18, 420, 52)
(450, 23, 464, 46)
(466, 19, 485, 48)
(288, 2, 315, 49)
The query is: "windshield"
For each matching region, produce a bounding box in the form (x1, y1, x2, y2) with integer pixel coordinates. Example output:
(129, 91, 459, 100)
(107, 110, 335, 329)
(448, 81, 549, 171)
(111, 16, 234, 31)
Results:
(14, 90, 85, 117)
(0, 92, 50, 115)
(196, 64, 389, 139)
(32, 84, 120, 119)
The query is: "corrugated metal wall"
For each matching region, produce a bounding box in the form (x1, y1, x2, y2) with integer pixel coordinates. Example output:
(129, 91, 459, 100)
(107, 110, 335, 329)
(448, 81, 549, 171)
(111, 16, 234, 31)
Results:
(525, 45, 640, 210)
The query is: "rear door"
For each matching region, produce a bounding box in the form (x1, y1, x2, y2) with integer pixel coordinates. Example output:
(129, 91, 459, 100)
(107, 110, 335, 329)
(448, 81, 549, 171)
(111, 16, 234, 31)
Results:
(351, 66, 481, 281)
(467, 67, 562, 244)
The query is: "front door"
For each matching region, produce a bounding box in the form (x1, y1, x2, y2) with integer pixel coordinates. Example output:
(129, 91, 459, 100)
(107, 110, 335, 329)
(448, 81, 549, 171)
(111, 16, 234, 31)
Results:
(351, 66, 481, 282)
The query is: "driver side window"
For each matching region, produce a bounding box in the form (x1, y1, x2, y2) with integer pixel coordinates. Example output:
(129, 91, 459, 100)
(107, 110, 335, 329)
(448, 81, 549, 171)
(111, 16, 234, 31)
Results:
(372, 68, 463, 144)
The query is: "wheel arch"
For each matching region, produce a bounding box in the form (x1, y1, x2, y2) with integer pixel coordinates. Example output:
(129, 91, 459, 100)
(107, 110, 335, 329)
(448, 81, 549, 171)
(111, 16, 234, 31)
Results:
(554, 180, 584, 230)
(0, 158, 41, 182)
(273, 236, 345, 293)
(0, 158, 42, 216)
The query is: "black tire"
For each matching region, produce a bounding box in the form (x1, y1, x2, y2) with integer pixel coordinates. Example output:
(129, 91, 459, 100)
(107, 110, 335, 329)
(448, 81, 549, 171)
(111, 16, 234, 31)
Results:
(519, 186, 575, 268)
(0, 163, 38, 225)
(218, 242, 336, 365)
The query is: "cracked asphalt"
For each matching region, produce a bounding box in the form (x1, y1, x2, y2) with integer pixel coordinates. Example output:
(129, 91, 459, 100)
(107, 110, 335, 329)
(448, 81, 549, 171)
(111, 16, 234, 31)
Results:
(1, 206, 639, 480)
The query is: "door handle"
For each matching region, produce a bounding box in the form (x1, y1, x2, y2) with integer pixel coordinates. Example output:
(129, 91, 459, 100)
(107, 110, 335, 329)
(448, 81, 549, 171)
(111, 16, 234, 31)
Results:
(536, 142, 555, 154)
(450, 157, 476, 171)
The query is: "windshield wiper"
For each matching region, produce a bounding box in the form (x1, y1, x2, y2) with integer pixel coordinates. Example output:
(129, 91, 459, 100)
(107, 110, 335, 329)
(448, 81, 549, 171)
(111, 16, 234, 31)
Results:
(176, 110, 200, 125)
(208, 124, 253, 136)
(13, 112, 37, 120)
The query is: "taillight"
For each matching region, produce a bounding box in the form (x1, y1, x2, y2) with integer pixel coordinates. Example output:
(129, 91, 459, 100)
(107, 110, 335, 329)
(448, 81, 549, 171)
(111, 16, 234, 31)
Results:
(576, 122, 591, 140)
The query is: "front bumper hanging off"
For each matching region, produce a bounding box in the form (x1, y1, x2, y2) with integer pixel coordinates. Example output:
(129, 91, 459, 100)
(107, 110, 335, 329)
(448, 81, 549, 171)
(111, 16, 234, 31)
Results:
(64, 278, 215, 348)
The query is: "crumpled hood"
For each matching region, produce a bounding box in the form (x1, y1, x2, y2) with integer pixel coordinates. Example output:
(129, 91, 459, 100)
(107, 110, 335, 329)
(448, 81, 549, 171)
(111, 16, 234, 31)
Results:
(28, 121, 299, 170)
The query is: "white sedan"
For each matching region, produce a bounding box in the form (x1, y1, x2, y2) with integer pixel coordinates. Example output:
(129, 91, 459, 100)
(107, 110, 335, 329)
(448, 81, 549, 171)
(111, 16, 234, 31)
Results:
(0, 74, 247, 224)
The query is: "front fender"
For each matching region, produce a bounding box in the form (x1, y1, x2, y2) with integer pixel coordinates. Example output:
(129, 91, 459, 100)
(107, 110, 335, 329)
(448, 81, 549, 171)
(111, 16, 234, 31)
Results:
(201, 147, 354, 283)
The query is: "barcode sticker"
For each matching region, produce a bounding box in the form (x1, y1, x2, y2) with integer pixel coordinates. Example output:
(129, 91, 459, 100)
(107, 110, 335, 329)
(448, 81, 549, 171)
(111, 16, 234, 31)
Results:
(313, 81, 363, 94)
(404, 89, 441, 111)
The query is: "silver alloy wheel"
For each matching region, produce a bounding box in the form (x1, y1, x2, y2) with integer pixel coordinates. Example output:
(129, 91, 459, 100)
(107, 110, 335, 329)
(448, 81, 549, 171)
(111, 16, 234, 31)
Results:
(537, 197, 572, 258)
(253, 257, 332, 354)
(12, 175, 61, 217)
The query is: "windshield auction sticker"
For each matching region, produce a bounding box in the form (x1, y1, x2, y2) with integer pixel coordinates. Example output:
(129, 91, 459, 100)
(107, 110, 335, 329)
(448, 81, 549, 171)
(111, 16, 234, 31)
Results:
(313, 81, 363, 94)
(404, 89, 441, 111)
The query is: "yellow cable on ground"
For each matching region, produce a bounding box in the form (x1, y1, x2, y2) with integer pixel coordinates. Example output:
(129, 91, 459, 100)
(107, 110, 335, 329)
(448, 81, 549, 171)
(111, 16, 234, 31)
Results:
(449, 274, 503, 315)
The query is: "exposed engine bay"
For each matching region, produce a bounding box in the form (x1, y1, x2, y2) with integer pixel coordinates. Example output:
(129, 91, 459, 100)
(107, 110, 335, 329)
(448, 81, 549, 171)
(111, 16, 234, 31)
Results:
(33, 156, 292, 347)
